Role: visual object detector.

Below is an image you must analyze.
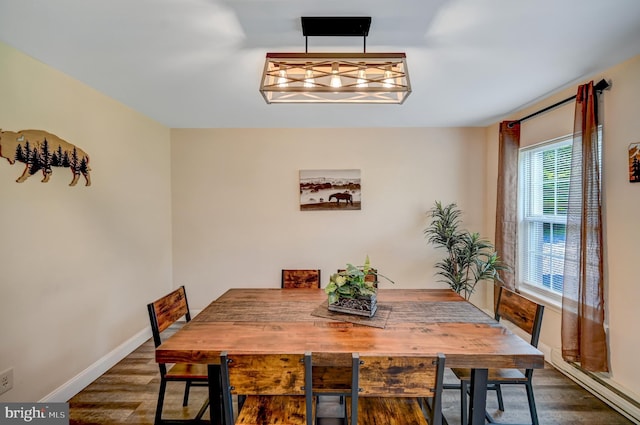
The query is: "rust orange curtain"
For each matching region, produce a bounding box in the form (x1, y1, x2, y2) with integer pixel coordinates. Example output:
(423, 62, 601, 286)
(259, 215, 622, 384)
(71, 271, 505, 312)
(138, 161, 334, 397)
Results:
(494, 121, 520, 308)
(561, 81, 608, 372)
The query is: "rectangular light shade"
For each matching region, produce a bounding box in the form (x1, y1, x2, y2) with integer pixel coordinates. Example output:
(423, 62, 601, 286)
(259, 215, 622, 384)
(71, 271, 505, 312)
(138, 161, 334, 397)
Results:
(260, 53, 411, 104)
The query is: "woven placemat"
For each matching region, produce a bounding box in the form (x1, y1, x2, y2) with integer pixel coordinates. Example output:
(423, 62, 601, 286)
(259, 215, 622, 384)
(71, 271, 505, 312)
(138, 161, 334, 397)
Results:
(310, 303, 392, 328)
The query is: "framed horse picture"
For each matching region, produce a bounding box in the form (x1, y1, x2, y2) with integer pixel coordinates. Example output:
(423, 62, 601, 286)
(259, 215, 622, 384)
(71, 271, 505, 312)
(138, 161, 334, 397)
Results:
(299, 169, 361, 211)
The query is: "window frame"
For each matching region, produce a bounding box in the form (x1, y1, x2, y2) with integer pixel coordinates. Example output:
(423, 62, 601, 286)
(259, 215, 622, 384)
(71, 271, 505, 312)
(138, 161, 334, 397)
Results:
(517, 134, 574, 305)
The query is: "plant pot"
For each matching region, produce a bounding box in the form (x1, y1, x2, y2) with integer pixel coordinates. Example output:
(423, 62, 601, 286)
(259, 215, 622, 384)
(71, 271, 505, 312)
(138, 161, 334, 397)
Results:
(327, 294, 377, 317)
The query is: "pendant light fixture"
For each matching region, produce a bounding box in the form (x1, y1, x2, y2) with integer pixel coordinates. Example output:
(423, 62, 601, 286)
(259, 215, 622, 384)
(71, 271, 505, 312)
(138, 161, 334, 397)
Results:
(260, 17, 411, 104)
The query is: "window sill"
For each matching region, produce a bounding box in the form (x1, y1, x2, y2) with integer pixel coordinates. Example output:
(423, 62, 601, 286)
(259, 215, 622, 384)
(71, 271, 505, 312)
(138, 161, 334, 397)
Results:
(518, 285, 562, 314)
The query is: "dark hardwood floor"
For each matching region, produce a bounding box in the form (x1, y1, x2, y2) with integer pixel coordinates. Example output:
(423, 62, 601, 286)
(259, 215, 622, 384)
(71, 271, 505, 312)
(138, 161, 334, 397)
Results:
(68, 336, 634, 425)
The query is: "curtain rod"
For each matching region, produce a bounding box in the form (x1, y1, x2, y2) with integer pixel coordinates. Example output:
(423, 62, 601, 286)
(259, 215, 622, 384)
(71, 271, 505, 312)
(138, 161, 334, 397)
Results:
(508, 79, 610, 127)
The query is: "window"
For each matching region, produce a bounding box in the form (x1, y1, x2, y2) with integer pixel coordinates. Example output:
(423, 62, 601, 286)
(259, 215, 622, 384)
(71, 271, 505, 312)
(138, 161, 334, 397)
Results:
(518, 136, 572, 300)
(518, 129, 602, 301)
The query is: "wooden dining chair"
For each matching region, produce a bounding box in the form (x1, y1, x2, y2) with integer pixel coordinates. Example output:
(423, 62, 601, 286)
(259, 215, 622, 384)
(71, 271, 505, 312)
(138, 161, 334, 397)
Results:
(311, 352, 352, 396)
(147, 286, 209, 425)
(281, 269, 321, 289)
(220, 351, 315, 425)
(350, 353, 446, 425)
(448, 286, 545, 425)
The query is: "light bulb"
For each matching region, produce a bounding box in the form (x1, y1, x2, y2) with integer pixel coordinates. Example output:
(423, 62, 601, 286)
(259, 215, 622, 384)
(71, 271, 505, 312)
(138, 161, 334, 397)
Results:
(277, 68, 288, 88)
(356, 68, 368, 88)
(303, 69, 315, 88)
(330, 63, 342, 88)
(383, 67, 394, 88)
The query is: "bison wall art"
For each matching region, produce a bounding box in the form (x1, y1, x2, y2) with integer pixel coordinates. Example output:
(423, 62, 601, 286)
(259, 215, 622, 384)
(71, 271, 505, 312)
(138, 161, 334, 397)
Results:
(630, 142, 640, 183)
(0, 129, 91, 186)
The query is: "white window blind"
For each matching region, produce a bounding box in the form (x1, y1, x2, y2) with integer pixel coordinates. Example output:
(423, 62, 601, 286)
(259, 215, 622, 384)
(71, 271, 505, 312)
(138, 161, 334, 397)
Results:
(519, 137, 572, 297)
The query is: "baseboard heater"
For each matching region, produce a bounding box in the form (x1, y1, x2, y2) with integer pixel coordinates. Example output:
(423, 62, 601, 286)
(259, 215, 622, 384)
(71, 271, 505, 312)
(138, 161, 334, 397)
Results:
(550, 349, 640, 423)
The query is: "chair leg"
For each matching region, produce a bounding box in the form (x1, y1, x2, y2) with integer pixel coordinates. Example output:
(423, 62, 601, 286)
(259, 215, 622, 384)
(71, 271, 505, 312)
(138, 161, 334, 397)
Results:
(155, 379, 167, 425)
(495, 383, 504, 411)
(194, 398, 210, 420)
(183, 381, 191, 407)
(460, 380, 468, 425)
(525, 382, 539, 425)
(485, 410, 495, 423)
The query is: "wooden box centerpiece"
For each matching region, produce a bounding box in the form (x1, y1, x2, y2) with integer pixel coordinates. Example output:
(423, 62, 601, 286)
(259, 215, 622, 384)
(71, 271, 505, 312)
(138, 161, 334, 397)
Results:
(325, 256, 393, 318)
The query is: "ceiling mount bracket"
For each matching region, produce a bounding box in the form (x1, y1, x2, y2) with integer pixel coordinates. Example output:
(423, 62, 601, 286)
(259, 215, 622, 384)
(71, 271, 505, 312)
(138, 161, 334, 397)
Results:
(301, 17, 371, 53)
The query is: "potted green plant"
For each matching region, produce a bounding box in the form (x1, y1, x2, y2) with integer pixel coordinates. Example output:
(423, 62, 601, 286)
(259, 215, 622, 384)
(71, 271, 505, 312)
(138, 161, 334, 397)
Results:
(424, 201, 509, 300)
(325, 256, 394, 317)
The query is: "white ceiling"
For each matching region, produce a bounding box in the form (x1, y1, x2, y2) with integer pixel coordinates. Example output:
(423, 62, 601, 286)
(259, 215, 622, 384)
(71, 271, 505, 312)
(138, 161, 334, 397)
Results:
(1, 0, 640, 128)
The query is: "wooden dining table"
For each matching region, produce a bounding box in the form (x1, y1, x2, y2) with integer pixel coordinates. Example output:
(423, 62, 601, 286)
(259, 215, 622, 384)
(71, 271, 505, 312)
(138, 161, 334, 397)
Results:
(155, 288, 544, 425)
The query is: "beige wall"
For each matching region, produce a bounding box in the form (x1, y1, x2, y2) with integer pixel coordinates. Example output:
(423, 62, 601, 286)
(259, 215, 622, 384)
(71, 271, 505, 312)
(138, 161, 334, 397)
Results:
(0, 42, 173, 401)
(484, 54, 640, 398)
(170, 128, 489, 308)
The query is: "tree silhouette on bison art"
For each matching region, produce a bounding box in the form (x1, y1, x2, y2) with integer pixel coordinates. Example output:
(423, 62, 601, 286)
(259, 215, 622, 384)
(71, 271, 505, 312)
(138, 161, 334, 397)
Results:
(0, 129, 91, 186)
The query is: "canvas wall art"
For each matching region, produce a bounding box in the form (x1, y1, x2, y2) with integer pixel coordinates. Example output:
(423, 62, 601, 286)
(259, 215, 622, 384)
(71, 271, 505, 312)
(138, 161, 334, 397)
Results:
(299, 169, 361, 211)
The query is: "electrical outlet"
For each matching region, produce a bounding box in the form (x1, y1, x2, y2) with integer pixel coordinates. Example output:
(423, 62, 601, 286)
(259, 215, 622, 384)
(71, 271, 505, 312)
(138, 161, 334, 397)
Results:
(0, 368, 13, 396)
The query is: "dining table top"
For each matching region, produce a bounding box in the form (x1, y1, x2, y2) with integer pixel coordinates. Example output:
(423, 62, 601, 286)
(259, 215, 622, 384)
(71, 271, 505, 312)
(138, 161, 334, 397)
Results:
(155, 287, 544, 371)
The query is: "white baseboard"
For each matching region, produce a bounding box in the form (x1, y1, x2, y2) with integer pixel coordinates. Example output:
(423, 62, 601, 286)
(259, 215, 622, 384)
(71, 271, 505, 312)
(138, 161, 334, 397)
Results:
(40, 327, 152, 402)
(550, 349, 640, 423)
